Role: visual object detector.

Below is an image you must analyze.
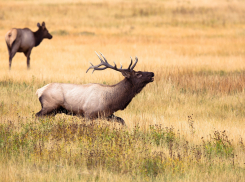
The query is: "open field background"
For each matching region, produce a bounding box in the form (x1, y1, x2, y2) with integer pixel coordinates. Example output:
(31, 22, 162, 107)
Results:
(0, 0, 245, 181)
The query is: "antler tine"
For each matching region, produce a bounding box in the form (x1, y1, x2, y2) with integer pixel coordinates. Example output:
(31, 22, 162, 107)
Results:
(113, 61, 118, 69)
(87, 52, 116, 73)
(95, 51, 104, 63)
(86, 62, 96, 73)
(100, 52, 108, 63)
(86, 65, 107, 73)
(120, 63, 122, 69)
(86, 55, 107, 73)
(86, 68, 90, 73)
(130, 56, 138, 70)
(127, 57, 133, 70)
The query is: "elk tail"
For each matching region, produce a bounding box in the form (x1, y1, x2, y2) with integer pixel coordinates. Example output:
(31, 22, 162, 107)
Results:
(36, 84, 51, 99)
(5, 29, 17, 48)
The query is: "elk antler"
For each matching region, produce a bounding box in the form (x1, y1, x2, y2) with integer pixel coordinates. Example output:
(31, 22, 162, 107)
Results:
(86, 52, 138, 74)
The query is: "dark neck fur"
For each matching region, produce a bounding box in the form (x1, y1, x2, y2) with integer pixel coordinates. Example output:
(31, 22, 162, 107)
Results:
(109, 78, 147, 112)
(34, 29, 44, 47)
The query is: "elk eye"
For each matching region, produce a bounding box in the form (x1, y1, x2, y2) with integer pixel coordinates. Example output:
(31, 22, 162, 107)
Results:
(136, 73, 142, 78)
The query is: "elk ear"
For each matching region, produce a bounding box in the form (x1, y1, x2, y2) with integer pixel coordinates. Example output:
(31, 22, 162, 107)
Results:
(121, 71, 131, 78)
(42, 22, 46, 27)
(37, 23, 41, 28)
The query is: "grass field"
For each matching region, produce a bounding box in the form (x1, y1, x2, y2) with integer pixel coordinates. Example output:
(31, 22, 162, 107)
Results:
(0, 0, 245, 181)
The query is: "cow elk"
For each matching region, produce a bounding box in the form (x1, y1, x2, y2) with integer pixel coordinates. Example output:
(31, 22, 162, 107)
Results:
(35, 52, 154, 125)
(5, 21, 53, 70)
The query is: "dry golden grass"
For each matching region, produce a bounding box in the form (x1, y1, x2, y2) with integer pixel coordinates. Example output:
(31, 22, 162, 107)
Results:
(0, 0, 245, 181)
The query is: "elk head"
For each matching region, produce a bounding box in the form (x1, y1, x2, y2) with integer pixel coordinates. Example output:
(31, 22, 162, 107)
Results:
(37, 21, 53, 39)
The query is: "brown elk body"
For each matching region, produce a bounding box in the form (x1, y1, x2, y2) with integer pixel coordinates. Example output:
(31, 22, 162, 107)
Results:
(35, 52, 154, 125)
(5, 22, 52, 69)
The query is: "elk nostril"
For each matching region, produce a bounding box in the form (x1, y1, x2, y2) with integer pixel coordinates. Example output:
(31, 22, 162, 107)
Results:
(152, 73, 154, 77)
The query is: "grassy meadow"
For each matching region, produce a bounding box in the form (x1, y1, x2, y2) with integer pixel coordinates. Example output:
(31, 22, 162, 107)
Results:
(0, 0, 245, 181)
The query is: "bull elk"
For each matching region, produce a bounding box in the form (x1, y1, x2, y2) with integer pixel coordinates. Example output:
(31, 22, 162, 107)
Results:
(5, 22, 53, 70)
(35, 52, 154, 125)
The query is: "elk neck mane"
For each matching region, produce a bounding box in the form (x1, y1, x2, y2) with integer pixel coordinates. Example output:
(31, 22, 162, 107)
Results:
(33, 28, 43, 47)
(104, 77, 147, 111)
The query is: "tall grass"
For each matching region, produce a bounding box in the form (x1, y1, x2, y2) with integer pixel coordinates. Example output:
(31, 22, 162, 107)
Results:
(0, 117, 244, 181)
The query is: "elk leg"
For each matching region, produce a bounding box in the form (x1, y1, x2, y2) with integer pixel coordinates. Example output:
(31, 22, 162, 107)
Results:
(107, 114, 126, 126)
(6, 44, 11, 70)
(36, 106, 71, 117)
(8, 40, 20, 70)
(24, 48, 32, 69)
(36, 107, 57, 117)
(36, 98, 59, 117)
(9, 52, 16, 70)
